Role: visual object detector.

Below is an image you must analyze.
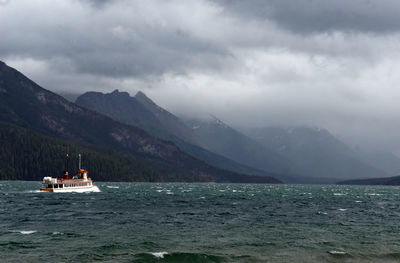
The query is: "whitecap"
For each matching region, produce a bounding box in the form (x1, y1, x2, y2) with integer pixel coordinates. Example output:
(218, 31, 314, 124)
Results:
(328, 250, 346, 255)
(355, 200, 362, 203)
(151, 252, 168, 258)
(106, 186, 119, 189)
(10, 230, 37, 235)
(338, 208, 347, 211)
(21, 231, 36, 235)
(91, 186, 101, 192)
(333, 193, 346, 196)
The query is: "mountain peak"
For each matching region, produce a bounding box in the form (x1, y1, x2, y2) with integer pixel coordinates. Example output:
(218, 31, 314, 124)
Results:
(135, 90, 147, 97)
(135, 90, 151, 101)
(135, 90, 159, 108)
(110, 89, 130, 97)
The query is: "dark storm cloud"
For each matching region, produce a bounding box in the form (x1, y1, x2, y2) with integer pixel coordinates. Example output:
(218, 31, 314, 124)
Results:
(213, 0, 400, 34)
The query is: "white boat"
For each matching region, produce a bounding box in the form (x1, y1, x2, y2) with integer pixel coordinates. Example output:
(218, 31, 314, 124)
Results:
(40, 154, 99, 193)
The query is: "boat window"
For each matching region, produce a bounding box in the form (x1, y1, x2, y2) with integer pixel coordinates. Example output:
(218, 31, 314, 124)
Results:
(54, 184, 58, 188)
(60, 184, 63, 188)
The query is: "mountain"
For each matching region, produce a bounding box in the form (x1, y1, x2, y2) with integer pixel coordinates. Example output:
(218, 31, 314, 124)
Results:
(0, 121, 172, 182)
(244, 126, 388, 180)
(0, 121, 283, 183)
(76, 90, 165, 138)
(77, 90, 313, 183)
(76, 90, 203, 146)
(0, 60, 281, 184)
(135, 91, 204, 146)
(337, 175, 400, 185)
(185, 117, 297, 175)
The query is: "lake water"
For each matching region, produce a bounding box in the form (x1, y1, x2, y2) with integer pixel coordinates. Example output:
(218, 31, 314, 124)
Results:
(1, 181, 400, 262)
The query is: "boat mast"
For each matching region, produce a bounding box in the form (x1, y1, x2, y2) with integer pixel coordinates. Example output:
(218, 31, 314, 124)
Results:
(65, 153, 69, 172)
(78, 153, 81, 170)
(64, 153, 69, 179)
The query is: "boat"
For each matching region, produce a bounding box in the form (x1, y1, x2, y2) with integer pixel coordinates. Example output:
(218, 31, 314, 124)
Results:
(40, 153, 99, 192)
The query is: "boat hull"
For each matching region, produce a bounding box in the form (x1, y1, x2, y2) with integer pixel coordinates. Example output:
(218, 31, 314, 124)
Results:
(40, 185, 100, 193)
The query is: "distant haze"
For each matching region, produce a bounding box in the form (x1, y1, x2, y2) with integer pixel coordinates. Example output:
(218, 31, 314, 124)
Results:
(2, 0, 400, 154)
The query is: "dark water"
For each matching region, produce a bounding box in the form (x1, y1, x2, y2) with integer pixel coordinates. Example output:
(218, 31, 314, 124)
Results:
(2, 182, 400, 262)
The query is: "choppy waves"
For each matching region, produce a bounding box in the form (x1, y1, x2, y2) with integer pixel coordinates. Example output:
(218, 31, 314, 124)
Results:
(2, 181, 400, 262)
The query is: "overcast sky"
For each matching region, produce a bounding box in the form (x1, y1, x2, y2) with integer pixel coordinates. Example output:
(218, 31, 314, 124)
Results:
(2, 0, 400, 153)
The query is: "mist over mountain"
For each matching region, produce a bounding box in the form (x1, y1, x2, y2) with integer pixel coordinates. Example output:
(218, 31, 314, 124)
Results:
(0, 58, 398, 183)
(75, 87, 399, 183)
(185, 117, 296, 175)
(243, 126, 389, 180)
(0, 60, 282, 184)
(355, 151, 400, 176)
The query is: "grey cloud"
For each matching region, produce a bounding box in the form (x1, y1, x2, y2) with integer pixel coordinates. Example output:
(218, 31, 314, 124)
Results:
(0, 0, 10, 6)
(213, 0, 400, 34)
(78, 0, 118, 8)
(71, 28, 231, 78)
(0, 1, 231, 79)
